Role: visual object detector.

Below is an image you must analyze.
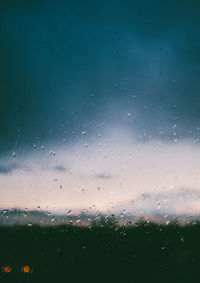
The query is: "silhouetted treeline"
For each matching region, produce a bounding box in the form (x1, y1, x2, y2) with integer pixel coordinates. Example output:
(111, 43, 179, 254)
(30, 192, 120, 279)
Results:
(1, 222, 200, 283)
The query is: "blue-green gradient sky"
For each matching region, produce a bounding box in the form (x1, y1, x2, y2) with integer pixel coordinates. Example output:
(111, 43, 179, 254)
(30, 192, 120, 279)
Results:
(1, 0, 200, 215)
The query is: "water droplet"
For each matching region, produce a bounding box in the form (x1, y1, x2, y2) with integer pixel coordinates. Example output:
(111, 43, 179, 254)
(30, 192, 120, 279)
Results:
(156, 203, 161, 210)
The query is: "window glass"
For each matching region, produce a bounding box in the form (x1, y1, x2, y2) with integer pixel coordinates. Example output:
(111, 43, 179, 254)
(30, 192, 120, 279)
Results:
(1, 1, 200, 281)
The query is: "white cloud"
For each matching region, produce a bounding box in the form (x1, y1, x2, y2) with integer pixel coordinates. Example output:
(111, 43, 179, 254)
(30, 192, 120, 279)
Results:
(0, 126, 200, 215)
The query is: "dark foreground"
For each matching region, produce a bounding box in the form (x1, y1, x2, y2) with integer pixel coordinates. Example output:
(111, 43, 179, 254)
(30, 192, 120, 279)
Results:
(0, 222, 200, 283)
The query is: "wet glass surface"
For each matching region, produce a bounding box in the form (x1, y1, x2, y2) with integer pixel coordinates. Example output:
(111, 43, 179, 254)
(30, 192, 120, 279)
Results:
(1, 1, 200, 282)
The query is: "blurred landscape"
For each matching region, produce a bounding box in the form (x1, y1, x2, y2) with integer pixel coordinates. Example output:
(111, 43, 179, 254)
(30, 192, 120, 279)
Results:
(1, 1, 200, 282)
(1, 221, 200, 283)
(0, 200, 199, 227)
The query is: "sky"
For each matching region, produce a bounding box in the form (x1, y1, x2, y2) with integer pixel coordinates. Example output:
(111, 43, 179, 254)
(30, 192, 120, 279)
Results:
(1, 0, 200, 215)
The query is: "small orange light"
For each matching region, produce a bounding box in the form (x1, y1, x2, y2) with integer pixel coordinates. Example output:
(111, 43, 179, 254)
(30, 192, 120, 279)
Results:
(21, 265, 33, 273)
(2, 265, 12, 273)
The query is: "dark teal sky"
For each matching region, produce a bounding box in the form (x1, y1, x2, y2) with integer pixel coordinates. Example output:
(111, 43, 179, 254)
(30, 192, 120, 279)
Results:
(1, 0, 200, 153)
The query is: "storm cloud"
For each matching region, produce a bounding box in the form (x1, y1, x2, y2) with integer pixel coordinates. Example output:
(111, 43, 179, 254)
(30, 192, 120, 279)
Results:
(1, 1, 200, 214)
(1, 0, 200, 154)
